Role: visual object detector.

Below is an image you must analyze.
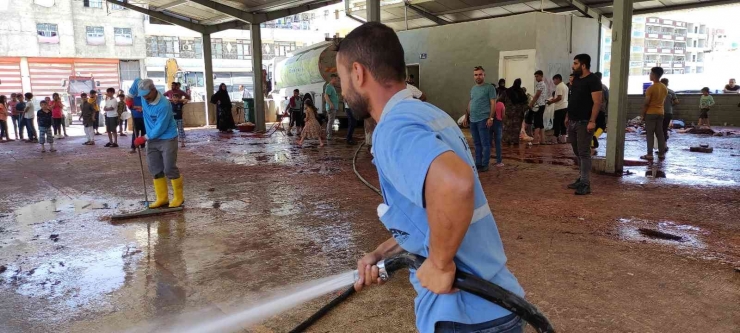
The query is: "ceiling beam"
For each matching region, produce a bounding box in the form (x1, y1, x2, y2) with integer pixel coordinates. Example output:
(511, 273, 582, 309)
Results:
(186, 0, 255, 23)
(405, 1, 448, 25)
(563, 0, 612, 28)
(433, 0, 535, 15)
(255, 0, 341, 23)
(151, 0, 188, 11)
(206, 20, 251, 34)
(604, 0, 739, 17)
(107, 0, 206, 33)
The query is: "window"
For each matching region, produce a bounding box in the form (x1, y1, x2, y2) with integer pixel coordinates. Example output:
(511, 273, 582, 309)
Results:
(179, 38, 201, 59)
(632, 31, 644, 38)
(111, 4, 125, 10)
(86, 26, 105, 45)
(631, 46, 643, 52)
(223, 40, 238, 59)
(37, 23, 59, 44)
(604, 37, 611, 45)
(603, 52, 611, 61)
(236, 39, 250, 60)
(694, 27, 698, 33)
(146, 36, 180, 58)
(83, 0, 103, 8)
(114, 28, 132, 46)
(211, 38, 223, 59)
(693, 40, 697, 47)
(692, 54, 696, 62)
(275, 42, 295, 57)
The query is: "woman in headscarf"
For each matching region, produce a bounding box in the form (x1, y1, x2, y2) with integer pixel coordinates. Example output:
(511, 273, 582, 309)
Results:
(500, 78, 528, 145)
(211, 83, 235, 133)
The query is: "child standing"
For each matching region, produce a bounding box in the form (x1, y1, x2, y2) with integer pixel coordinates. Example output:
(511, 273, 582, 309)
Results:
(297, 100, 323, 147)
(117, 93, 127, 137)
(698, 87, 715, 128)
(15, 93, 27, 141)
(23, 92, 38, 142)
(8, 93, 20, 140)
(171, 93, 186, 147)
(80, 92, 96, 145)
(90, 91, 101, 135)
(37, 101, 55, 152)
(103, 88, 119, 147)
(0, 95, 10, 141)
(51, 93, 65, 139)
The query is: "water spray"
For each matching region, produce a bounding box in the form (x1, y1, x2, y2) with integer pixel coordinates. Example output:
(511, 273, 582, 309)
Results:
(291, 252, 555, 333)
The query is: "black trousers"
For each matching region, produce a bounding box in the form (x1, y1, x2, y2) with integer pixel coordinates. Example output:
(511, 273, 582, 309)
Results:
(553, 108, 567, 137)
(662, 113, 673, 141)
(130, 117, 146, 149)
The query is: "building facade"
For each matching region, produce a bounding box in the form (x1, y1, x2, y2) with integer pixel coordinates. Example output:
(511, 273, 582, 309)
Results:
(601, 16, 711, 78)
(0, 0, 147, 98)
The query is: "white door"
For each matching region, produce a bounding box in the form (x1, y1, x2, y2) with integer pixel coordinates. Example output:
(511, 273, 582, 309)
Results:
(503, 55, 534, 92)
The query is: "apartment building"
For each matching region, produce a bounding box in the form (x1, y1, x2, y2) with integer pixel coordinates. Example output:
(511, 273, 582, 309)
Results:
(601, 15, 711, 78)
(0, 0, 147, 98)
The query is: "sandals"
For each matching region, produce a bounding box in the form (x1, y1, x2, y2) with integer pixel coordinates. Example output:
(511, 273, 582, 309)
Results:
(640, 154, 654, 160)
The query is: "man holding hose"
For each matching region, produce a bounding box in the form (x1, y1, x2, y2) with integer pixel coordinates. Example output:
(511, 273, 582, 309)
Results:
(340, 23, 524, 333)
(126, 78, 184, 208)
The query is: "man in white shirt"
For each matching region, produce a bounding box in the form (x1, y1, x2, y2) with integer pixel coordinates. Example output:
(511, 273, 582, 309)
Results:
(547, 74, 569, 143)
(103, 87, 119, 147)
(406, 83, 426, 101)
(23, 92, 38, 142)
(528, 70, 548, 145)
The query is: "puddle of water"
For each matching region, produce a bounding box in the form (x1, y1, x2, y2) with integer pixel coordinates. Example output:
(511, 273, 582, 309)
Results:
(617, 218, 705, 249)
(2, 246, 137, 309)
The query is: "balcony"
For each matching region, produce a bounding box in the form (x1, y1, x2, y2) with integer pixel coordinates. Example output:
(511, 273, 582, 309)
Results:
(630, 61, 642, 67)
(674, 36, 686, 41)
(644, 61, 658, 67)
(673, 47, 685, 54)
(672, 62, 684, 68)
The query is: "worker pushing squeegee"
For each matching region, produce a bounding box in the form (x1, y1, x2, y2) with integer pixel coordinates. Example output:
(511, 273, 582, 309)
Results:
(334, 23, 537, 333)
(126, 78, 184, 209)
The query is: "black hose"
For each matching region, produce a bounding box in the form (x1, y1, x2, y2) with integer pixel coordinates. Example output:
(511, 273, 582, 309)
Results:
(383, 253, 555, 333)
(288, 286, 355, 333)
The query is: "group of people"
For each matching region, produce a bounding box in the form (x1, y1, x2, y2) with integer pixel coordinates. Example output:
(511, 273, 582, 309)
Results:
(463, 54, 604, 195)
(0, 92, 70, 145)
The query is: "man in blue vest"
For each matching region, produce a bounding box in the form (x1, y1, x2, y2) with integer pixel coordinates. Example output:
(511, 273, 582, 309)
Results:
(127, 78, 184, 208)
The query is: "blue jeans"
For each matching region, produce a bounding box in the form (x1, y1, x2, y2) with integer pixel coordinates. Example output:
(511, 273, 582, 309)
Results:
(435, 313, 523, 333)
(345, 109, 356, 141)
(18, 117, 26, 139)
(470, 120, 491, 168)
(489, 119, 503, 164)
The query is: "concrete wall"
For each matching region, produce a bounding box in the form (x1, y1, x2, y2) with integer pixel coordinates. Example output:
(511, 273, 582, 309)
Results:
(0, 0, 145, 59)
(182, 101, 274, 127)
(626, 94, 740, 126)
(397, 12, 600, 120)
(397, 14, 537, 120)
(536, 15, 599, 83)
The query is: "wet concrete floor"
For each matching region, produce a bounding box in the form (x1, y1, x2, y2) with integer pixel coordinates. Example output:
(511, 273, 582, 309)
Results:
(0, 123, 738, 332)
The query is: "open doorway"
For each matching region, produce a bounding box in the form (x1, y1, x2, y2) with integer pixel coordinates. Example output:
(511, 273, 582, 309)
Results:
(406, 64, 420, 88)
(498, 50, 536, 92)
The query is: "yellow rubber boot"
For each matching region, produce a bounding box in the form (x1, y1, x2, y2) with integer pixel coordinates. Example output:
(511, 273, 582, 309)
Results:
(168, 176, 184, 208)
(149, 177, 169, 208)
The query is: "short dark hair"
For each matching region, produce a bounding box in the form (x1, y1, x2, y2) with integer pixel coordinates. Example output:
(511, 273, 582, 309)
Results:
(330, 74, 338, 78)
(106, 87, 115, 93)
(80, 93, 87, 98)
(409, 74, 414, 78)
(650, 67, 664, 78)
(89, 90, 97, 95)
(595, 72, 603, 80)
(24, 92, 33, 99)
(40, 100, 48, 105)
(660, 78, 669, 85)
(573, 54, 591, 69)
(337, 22, 406, 85)
(553, 74, 563, 81)
(534, 70, 543, 76)
(474, 66, 485, 72)
(117, 94, 125, 98)
(569, 73, 575, 77)
(701, 87, 710, 92)
(293, 89, 300, 93)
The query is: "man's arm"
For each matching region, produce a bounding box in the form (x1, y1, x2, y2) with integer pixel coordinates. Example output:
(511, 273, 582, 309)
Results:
(419, 93, 427, 101)
(672, 93, 679, 106)
(416, 151, 475, 294)
(641, 92, 651, 119)
(529, 91, 542, 108)
(324, 89, 334, 109)
(589, 90, 603, 132)
(354, 237, 404, 290)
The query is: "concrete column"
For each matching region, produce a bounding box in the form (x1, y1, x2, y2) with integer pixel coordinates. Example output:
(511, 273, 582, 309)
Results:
(250, 23, 266, 132)
(202, 33, 214, 127)
(20, 57, 31, 93)
(366, 0, 380, 22)
(605, 0, 633, 174)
